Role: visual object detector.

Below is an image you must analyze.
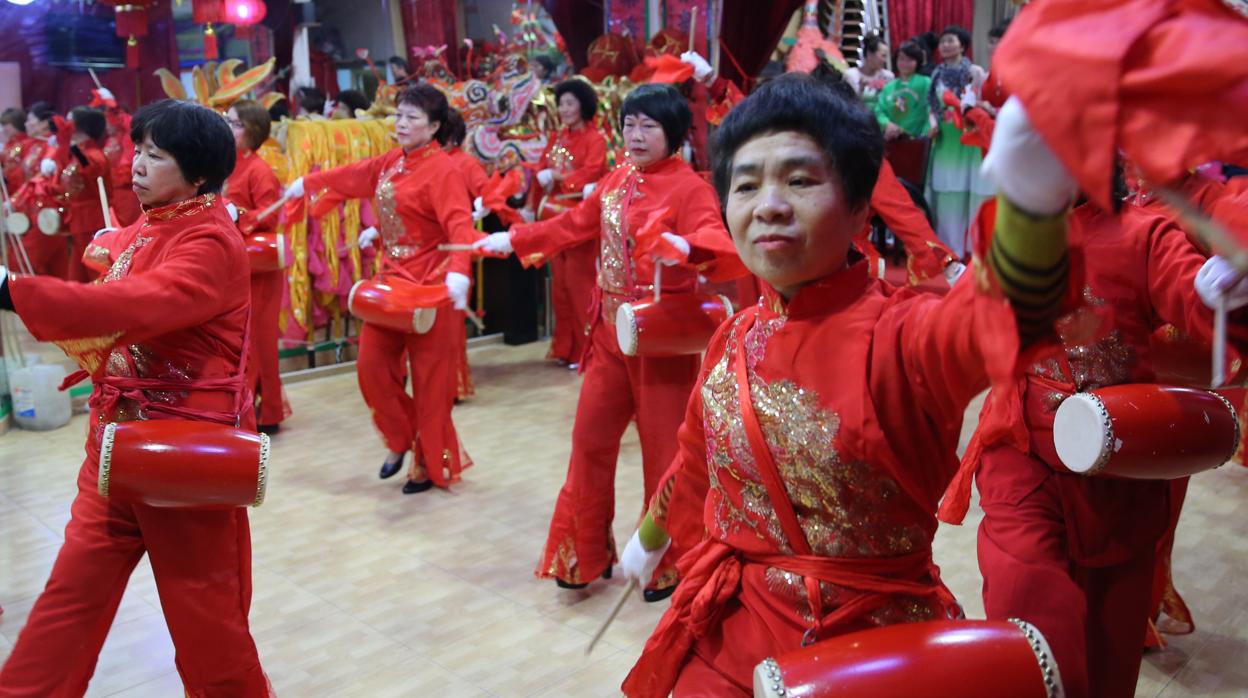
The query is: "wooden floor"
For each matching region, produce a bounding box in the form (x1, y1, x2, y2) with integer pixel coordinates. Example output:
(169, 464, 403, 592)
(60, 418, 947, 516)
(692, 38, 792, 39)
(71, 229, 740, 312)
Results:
(2, 339, 1247, 697)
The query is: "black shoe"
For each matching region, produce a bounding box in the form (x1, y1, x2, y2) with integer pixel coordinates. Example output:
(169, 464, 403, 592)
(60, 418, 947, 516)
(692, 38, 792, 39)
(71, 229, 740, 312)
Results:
(401, 478, 434, 494)
(379, 453, 405, 480)
(257, 423, 280, 435)
(554, 567, 612, 590)
(643, 585, 676, 603)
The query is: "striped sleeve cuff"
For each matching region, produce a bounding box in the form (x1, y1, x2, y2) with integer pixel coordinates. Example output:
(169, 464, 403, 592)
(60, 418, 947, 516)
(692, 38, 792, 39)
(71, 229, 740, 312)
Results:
(988, 195, 1070, 343)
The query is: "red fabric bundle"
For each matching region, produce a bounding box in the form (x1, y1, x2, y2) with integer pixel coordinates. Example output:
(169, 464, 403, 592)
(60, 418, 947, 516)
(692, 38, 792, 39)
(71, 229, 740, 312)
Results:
(481, 168, 524, 226)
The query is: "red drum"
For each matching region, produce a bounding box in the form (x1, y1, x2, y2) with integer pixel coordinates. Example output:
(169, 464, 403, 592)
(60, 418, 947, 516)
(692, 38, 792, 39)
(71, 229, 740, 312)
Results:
(1053, 384, 1239, 478)
(347, 276, 447, 334)
(98, 421, 270, 509)
(615, 292, 732, 357)
(245, 232, 289, 273)
(754, 619, 1061, 698)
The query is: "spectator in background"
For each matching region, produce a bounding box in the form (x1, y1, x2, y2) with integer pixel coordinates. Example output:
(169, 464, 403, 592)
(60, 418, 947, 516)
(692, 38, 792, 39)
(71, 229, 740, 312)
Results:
(296, 86, 327, 118)
(268, 99, 291, 122)
(389, 56, 411, 84)
(915, 31, 939, 76)
(844, 35, 894, 113)
(330, 89, 369, 119)
(532, 55, 556, 84)
(875, 40, 932, 140)
(925, 25, 989, 259)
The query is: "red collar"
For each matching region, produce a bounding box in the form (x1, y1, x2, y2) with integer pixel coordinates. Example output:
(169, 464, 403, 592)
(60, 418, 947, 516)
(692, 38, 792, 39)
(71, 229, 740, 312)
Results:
(759, 257, 871, 320)
(143, 193, 216, 223)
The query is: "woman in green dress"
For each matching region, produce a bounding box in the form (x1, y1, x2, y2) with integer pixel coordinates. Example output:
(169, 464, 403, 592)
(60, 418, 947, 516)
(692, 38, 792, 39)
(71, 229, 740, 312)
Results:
(924, 25, 991, 259)
(874, 40, 932, 140)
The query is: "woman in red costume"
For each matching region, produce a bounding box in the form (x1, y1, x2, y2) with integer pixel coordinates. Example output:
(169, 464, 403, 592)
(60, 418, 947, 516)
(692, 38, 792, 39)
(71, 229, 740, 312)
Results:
(285, 84, 476, 494)
(0, 99, 271, 696)
(529, 78, 608, 367)
(443, 108, 486, 401)
(38, 106, 113, 281)
(617, 77, 1076, 697)
(1, 108, 32, 195)
(225, 98, 289, 434)
(475, 84, 741, 600)
(93, 88, 142, 227)
(12, 103, 66, 276)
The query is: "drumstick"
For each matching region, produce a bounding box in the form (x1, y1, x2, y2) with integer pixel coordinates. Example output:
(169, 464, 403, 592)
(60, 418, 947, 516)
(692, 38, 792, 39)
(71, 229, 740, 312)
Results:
(96, 177, 113, 229)
(586, 578, 637, 657)
(465, 310, 485, 333)
(1213, 294, 1227, 388)
(253, 197, 287, 224)
(437, 244, 477, 251)
(688, 7, 698, 53)
(653, 263, 662, 302)
(88, 68, 103, 89)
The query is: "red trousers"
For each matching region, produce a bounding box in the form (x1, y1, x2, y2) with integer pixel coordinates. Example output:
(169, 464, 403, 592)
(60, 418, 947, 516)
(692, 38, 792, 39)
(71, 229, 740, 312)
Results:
(977, 445, 1160, 698)
(536, 317, 699, 587)
(547, 240, 597, 364)
(247, 270, 288, 426)
(1147, 478, 1193, 646)
(357, 306, 465, 486)
(452, 312, 474, 401)
(0, 454, 268, 697)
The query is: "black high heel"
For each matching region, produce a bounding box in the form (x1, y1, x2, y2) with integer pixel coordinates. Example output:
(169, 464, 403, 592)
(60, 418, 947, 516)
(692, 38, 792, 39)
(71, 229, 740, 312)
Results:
(402, 478, 434, 494)
(379, 453, 405, 480)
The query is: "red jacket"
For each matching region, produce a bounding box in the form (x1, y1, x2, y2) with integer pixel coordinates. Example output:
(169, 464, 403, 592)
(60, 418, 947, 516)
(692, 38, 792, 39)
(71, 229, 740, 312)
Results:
(226, 149, 282, 235)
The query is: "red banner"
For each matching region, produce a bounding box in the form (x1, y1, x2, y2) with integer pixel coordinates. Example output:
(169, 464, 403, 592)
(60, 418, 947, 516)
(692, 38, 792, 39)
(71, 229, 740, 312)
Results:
(605, 0, 648, 49)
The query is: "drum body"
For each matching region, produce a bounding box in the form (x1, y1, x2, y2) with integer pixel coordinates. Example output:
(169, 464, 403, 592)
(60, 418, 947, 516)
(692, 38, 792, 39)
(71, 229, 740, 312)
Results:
(615, 293, 732, 357)
(1052, 384, 1239, 478)
(98, 421, 269, 509)
(245, 232, 288, 273)
(4, 210, 30, 235)
(754, 619, 1061, 698)
(347, 276, 446, 334)
(36, 207, 62, 236)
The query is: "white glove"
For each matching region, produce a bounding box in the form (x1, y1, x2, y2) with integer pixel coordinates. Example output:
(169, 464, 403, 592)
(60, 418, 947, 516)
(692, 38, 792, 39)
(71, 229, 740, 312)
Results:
(582, 182, 597, 198)
(620, 530, 671, 587)
(537, 168, 554, 190)
(39, 158, 57, 177)
(1196, 256, 1248, 311)
(520, 207, 536, 223)
(284, 177, 305, 200)
(472, 196, 490, 223)
(657, 232, 691, 266)
(980, 96, 1077, 216)
(92, 226, 118, 239)
(225, 202, 239, 223)
(944, 260, 967, 287)
(98, 87, 115, 102)
(358, 226, 380, 249)
(680, 51, 713, 83)
(445, 271, 471, 311)
(473, 231, 514, 256)
(959, 86, 977, 112)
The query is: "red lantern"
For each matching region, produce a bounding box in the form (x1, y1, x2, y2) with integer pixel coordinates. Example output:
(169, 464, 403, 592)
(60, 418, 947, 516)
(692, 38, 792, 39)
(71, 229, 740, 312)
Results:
(192, 0, 224, 24)
(113, 4, 149, 37)
(225, 0, 267, 26)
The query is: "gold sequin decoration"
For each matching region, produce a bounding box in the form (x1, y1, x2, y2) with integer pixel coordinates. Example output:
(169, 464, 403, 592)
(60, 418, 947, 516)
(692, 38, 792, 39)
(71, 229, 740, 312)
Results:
(597, 182, 631, 295)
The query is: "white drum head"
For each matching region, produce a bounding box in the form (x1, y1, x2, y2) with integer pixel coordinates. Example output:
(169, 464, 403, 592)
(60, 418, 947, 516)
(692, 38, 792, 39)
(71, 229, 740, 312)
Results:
(615, 303, 638, 356)
(276, 233, 287, 269)
(753, 658, 786, 698)
(1052, 393, 1112, 474)
(413, 307, 437, 334)
(346, 279, 366, 316)
(4, 210, 30, 235)
(36, 208, 60, 235)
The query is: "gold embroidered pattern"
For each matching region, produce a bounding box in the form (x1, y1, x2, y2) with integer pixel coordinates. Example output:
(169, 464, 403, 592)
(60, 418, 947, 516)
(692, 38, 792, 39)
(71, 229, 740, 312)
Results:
(702, 313, 930, 620)
(597, 181, 631, 295)
(1052, 287, 1135, 391)
(104, 234, 153, 282)
(143, 193, 215, 222)
(375, 158, 407, 254)
(52, 333, 123, 376)
(545, 535, 582, 584)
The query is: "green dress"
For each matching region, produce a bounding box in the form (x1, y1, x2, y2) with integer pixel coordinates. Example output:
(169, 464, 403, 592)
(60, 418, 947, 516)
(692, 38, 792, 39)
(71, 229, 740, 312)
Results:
(874, 74, 932, 138)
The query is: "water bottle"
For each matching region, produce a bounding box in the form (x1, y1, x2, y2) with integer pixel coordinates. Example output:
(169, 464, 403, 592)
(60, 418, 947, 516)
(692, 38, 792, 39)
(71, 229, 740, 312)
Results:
(10, 360, 72, 431)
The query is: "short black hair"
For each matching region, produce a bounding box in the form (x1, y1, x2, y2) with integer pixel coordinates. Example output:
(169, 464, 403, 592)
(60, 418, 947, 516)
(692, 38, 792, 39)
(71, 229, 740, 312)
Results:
(297, 86, 326, 115)
(916, 32, 938, 56)
(335, 89, 369, 114)
(988, 18, 1012, 41)
(268, 100, 291, 121)
(532, 55, 556, 75)
(130, 99, 236, 195)
(862, 35, 885, 56)
(445, 108, 467, 147)
(70, 107, 106, 143)
(620, 83, 691, 157)
(398, 83, 452, 145)
(711, 73, 882, 212)
(28, 101, 55, 128)
(897, 40, 926, 66)
(389, 56, 410, 72)
(940, 25, 972, 51)
(554, 79, 598, 121)
(1, 107, 25, 132)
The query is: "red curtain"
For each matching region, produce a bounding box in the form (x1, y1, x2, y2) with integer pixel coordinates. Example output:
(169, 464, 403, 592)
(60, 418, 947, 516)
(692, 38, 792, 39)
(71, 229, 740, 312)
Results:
(887, 0, 975, 54)
(0, 0, 179, 114)
(399, 0, 460, 76)
(718, 0, 803, 88)
(542, 0, 604, 70)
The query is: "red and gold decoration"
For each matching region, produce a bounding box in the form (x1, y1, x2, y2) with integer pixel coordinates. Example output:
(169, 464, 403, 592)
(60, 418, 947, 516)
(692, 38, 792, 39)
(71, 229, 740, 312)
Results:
(192, 0, 224, 59)
(101, 0, 152, 68)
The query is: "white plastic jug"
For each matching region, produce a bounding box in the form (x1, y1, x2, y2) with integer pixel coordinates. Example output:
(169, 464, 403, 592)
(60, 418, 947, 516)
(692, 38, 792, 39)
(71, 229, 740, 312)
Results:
(10, 362, 72, 431)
